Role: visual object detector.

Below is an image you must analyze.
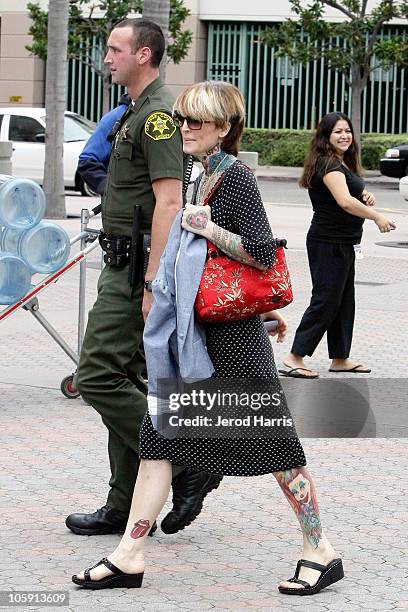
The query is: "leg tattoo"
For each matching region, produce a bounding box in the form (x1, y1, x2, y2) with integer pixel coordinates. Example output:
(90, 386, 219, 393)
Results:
(275, 467, 322, 548)
(130, 519, 151, 539)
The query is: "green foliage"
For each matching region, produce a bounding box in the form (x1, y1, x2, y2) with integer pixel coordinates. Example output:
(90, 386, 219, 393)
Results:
(25, 3, 50, 60)
(168, 0, 193, 63)
(26, 0, 192, 68)
(260, 1, 408, 86)
(242, 129, 311, 167)
(241, 128, 408, 170)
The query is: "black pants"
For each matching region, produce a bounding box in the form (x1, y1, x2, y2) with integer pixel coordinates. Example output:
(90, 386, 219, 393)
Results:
(291, 240, 356, 360)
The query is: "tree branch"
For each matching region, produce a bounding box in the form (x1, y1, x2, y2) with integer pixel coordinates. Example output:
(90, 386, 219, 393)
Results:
(360, 0, 368, 16)
(365, 11, 392, 59)
(321, 0, 355, 20)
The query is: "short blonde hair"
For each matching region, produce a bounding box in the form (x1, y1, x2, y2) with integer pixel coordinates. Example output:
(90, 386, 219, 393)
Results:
(174, 80, 245, 156)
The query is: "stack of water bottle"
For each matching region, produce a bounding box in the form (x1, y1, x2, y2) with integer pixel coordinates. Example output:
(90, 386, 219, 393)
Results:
(0, 175, 70, 305)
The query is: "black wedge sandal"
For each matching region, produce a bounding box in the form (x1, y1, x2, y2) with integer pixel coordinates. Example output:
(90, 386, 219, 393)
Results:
(72, 557, 144, 590)
(278, 558, 344, 596)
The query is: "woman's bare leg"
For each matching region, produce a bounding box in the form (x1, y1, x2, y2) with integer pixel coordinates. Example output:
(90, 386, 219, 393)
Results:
(273, 466, 338, 590)
(74, 459, 172, 581)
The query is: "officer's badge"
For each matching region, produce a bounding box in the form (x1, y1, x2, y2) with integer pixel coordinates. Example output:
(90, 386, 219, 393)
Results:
(145, 112, 176, 141)
(120, 124, 129, 140)
(114, 123, 129, 149)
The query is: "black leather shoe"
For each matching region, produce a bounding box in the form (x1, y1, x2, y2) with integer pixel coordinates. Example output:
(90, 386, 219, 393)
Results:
(65, 505, 157, 537)
(161, 469, 223, 534)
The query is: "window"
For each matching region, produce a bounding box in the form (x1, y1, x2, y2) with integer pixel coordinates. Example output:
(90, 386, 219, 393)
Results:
(9, 115, 44, 142)
(0, 115, 3, 131)
(63, 114, 95, 142)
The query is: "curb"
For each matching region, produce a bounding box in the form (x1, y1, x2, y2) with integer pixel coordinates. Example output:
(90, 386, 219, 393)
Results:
(257, 173, 397, 188)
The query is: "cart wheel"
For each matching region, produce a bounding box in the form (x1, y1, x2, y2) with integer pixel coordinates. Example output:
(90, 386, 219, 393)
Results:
(60, 375, 80, 399)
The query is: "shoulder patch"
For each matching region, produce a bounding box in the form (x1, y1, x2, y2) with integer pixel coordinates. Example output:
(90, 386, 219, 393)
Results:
(144, 111, 176, 141)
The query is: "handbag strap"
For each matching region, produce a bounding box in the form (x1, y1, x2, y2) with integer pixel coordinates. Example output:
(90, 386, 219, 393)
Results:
(191, 159, 241, 208)
(202, 172, 227, 205)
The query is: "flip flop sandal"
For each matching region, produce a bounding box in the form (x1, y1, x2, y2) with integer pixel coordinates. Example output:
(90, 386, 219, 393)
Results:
(278, 558, 344, 596)
(278, 367, 319, 379)
(329, 364, 371, 373)
(72, 557, 144, 590)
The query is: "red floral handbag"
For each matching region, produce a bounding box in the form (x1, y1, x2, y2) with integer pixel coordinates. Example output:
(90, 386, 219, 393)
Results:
(195, 238, 293, 322)
(194, 168, 293, 323)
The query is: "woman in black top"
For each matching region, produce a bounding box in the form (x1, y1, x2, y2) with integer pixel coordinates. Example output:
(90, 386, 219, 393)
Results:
(282, 112, 396, 378)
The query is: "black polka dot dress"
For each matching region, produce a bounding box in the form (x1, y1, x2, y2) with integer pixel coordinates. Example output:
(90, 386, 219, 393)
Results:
(139, 162, 306, 475)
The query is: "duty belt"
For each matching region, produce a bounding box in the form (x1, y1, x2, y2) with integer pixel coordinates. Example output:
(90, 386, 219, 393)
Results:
(99, 233, 131, 268)
(99, 232, 151, 274)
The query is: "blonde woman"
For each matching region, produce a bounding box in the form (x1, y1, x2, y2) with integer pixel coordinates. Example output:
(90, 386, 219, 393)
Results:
(72, 81, 343, 596)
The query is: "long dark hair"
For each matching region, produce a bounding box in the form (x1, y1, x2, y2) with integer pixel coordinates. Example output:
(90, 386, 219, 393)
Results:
(300, 112, 363, 188)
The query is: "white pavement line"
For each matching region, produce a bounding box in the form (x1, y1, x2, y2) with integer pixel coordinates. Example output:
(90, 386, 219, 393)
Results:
(0, 380, 59, 390)
(377, 207, 408, 215)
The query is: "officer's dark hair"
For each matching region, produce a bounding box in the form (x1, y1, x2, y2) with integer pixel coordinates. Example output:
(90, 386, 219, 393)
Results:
(114, 18, 165, 67)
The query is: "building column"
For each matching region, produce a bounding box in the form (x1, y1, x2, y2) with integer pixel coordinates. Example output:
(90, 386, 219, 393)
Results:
(165, 0, 207, 96)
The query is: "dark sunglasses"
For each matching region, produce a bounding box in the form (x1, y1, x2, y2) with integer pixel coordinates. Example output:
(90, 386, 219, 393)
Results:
(172, 112, 212, 130)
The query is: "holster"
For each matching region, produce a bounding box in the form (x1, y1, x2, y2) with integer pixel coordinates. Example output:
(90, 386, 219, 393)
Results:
(98, 233, 131, 268)
(98, 212, 151, 283)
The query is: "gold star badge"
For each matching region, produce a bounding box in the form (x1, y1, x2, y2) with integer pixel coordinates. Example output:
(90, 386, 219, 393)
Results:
(145, 112, 176, 141)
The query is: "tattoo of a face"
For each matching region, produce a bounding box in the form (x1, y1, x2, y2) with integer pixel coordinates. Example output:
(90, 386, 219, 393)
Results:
(130, 519, 151, 539)
(187, 210, 208, 230)
(277, 468, 322, 549)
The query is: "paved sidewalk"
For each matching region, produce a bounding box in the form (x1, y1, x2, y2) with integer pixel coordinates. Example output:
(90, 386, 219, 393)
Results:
(0, 192, 407, 611)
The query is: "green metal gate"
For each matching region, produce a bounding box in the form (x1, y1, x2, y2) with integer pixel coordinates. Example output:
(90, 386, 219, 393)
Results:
(207, 22, 408, 134)
(66, 36, 125, 123)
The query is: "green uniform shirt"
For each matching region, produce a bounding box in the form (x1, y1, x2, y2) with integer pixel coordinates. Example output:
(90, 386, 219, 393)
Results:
(102, 77, 183, 236)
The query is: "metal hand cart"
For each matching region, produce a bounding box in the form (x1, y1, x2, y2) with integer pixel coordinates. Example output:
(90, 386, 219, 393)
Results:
(0, 204, 102, 399)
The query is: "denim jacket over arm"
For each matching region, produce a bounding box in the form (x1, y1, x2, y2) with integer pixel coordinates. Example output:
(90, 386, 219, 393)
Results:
(143, 210, 214, 426)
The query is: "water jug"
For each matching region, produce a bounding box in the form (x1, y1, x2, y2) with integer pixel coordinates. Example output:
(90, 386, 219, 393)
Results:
(1, 227, 20, 253)
(0, 175, 45, 230)
(21, 221, 70, 273)
(0, 252, 31, 304)
(2, 221, 70, 274)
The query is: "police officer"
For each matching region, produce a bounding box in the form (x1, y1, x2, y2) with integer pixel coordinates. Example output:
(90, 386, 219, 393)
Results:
(66, 18, 222, 537)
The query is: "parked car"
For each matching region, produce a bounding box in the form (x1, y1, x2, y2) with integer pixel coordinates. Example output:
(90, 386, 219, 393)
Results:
(399, 176, 408, 201)
(380, 143, 408, 179)
(0, 107, 96, 196)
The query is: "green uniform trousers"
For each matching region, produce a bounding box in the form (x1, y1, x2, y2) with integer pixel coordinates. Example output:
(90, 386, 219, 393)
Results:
(77, 264, 184, 514)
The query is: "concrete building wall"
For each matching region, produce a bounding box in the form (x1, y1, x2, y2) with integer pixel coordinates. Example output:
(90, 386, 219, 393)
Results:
(0, 1, 405, 111)
(199, 0, 405, 22)
(0, 10, 45, 107)
(0, 0, 206, 108)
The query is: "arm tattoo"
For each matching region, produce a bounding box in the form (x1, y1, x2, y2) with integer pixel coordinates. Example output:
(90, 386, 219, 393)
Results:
(210, 223, 267, 270)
